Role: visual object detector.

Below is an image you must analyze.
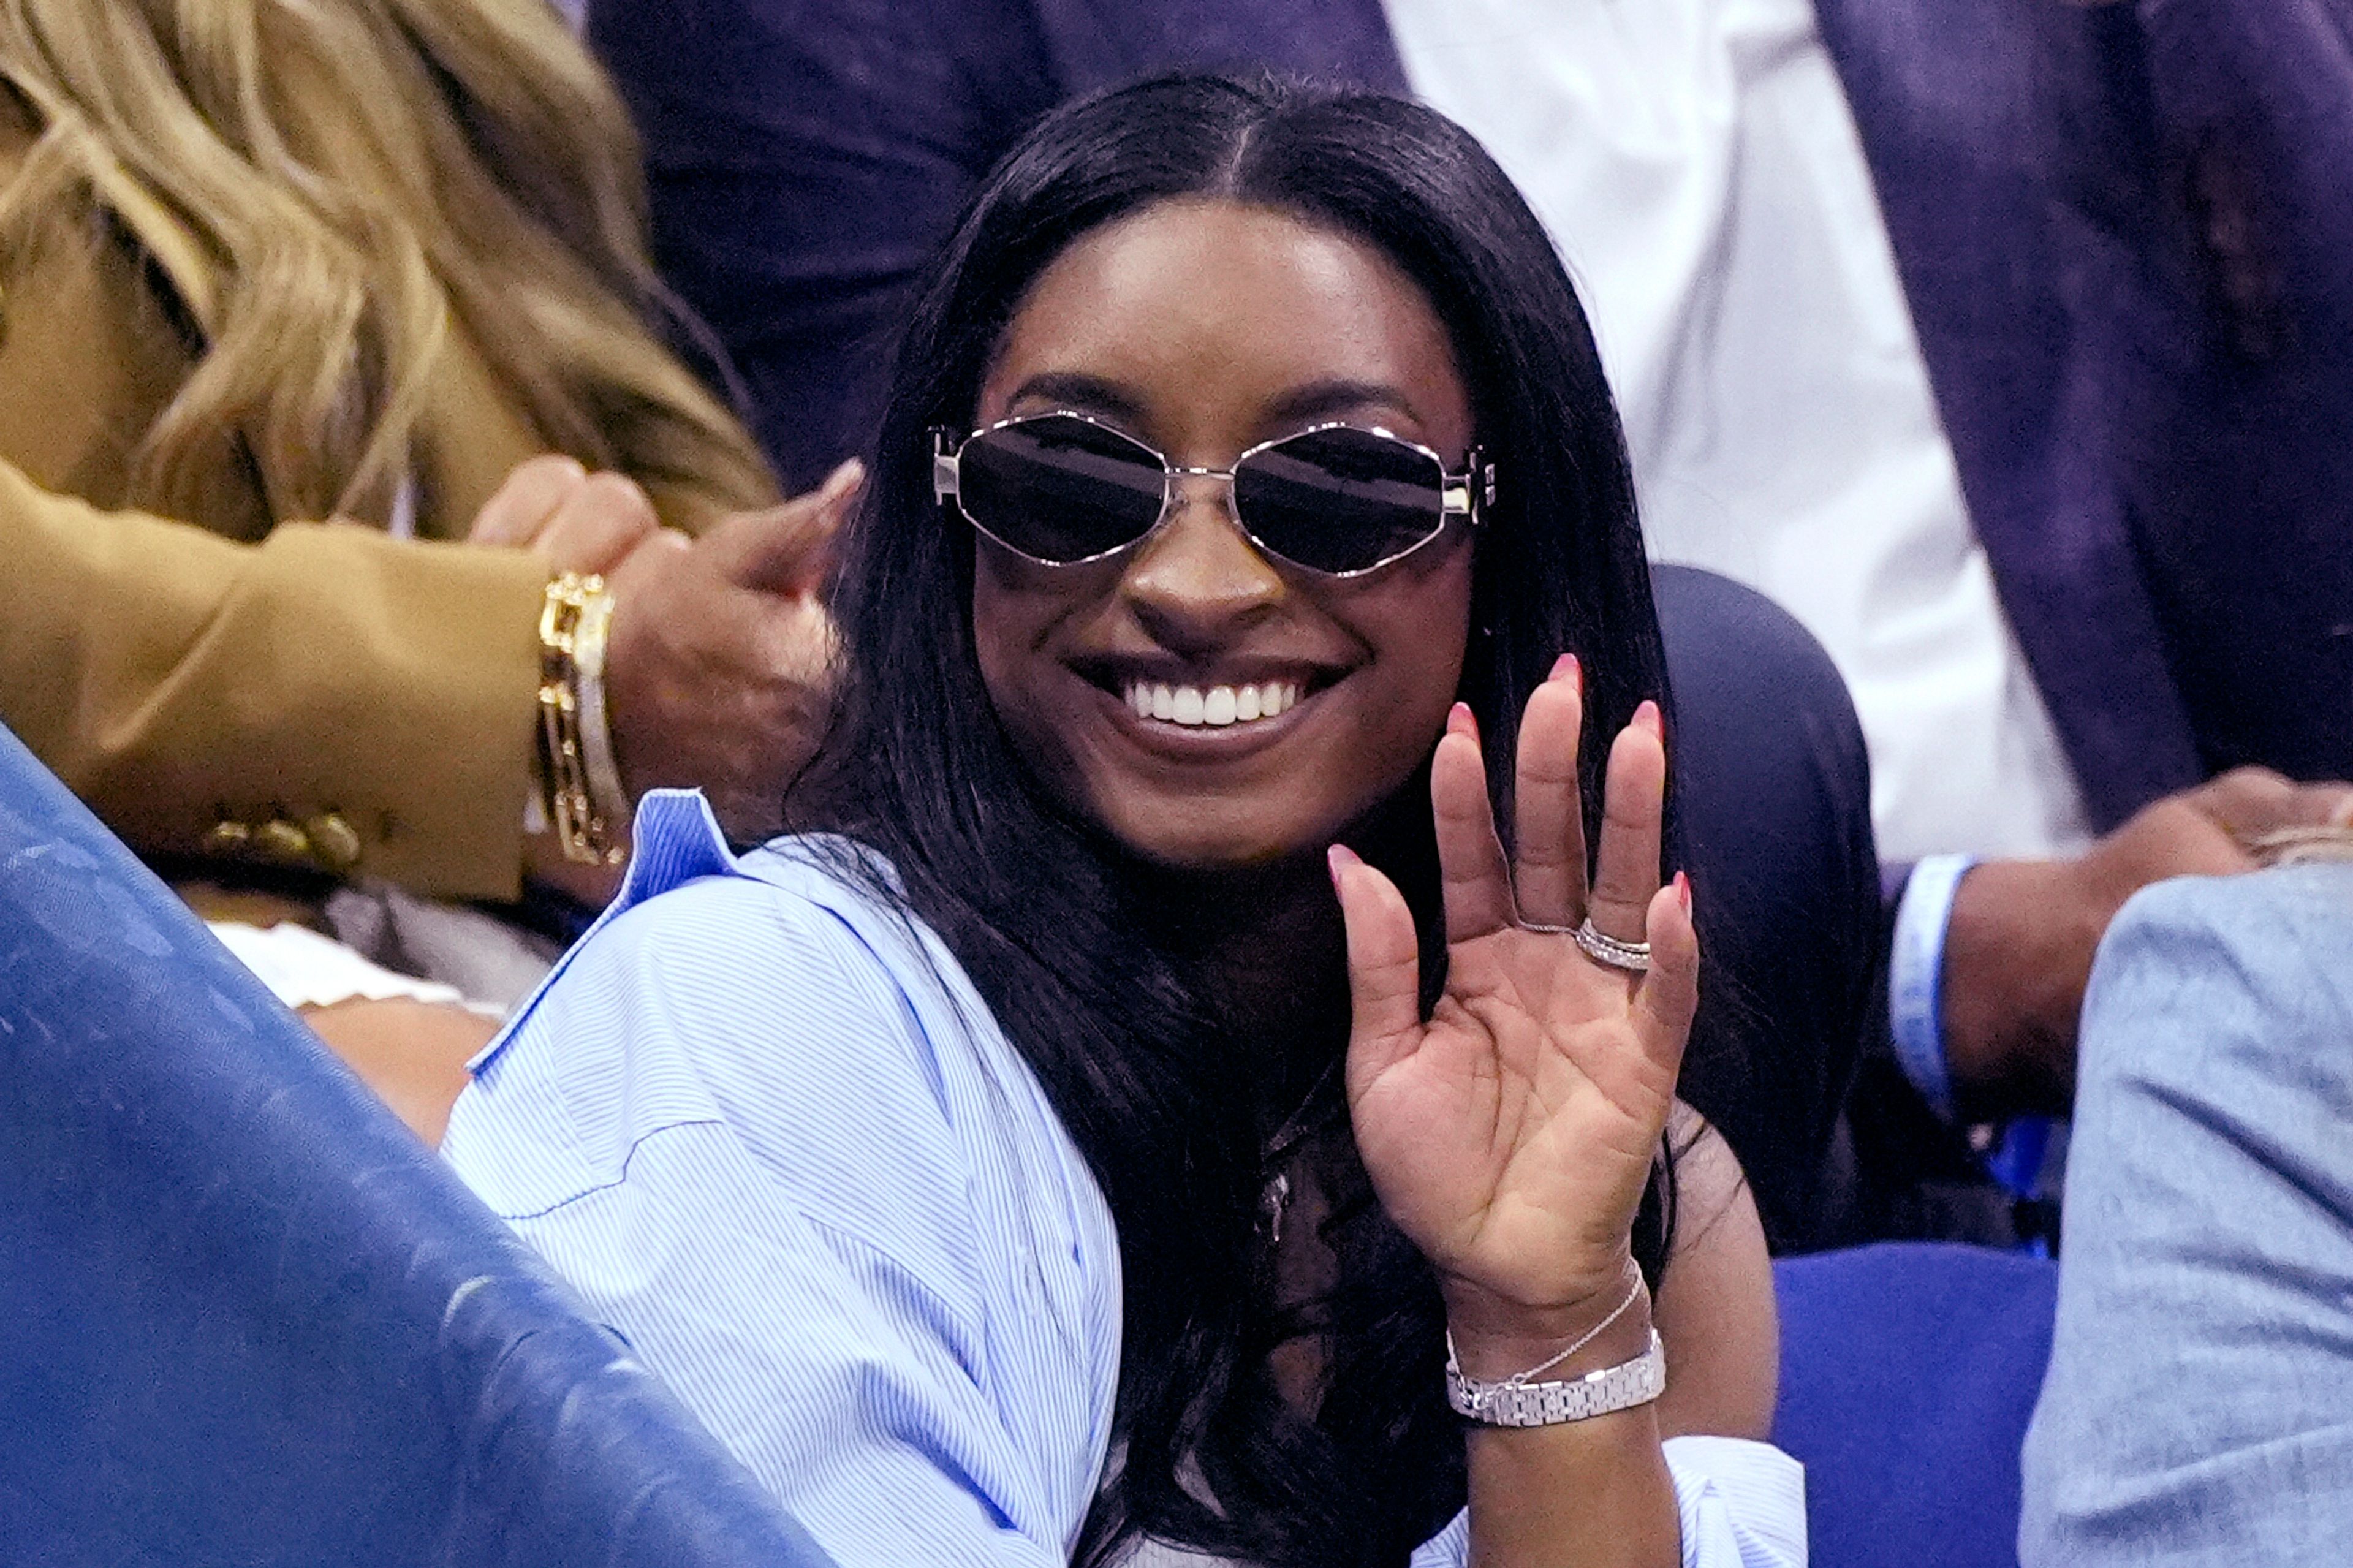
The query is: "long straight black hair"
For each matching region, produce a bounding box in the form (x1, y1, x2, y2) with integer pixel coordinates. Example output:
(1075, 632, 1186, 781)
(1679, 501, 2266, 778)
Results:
(795, 74, 1708, 1567)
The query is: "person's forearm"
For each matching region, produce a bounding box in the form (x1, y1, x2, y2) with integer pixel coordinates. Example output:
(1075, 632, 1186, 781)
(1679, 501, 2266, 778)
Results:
(1934, 766, 2352, 1121)
(1455, 1295, 1680, 1567)
(1938, 858, 2093, 1120)
(1468, 1412, 1679, 1567)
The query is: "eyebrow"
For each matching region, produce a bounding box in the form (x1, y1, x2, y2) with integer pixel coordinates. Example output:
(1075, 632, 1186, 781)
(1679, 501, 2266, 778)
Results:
(1003, 372, 1146, 423)
(1262, 379, 1424, 430)
(1003, 373, 1425, 431)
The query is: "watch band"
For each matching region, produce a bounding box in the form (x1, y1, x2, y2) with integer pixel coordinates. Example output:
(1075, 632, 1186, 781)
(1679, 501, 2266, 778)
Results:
(1446, 1328, 1666, 1426)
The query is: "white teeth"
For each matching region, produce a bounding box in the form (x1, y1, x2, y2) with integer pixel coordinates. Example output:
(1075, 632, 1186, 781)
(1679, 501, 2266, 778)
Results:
(1121, 680, 1300, 727)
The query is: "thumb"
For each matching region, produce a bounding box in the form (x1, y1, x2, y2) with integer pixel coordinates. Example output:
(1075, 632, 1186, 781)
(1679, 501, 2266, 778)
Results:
(1333, 844, 1426, 1100)
(701, 458, 865, 594)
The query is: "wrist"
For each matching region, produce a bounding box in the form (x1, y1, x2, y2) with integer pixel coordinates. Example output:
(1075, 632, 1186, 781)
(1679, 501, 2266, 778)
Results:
(1938, 857, 2093, 1117)
(1442, 1257, 1653, 1382)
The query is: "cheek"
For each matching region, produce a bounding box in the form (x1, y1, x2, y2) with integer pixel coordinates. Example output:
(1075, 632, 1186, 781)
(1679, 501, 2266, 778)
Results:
(970, 571, 1018, 710)
(1364, 545, 1475, 731)
(969, 548, 1063, 705)
(969, 551, 1104, 778)
(1314, 543, 1476, 822)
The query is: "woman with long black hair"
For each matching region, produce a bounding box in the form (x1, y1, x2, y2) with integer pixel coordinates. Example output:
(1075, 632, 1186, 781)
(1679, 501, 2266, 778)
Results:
(444, 74, 1800, 1566)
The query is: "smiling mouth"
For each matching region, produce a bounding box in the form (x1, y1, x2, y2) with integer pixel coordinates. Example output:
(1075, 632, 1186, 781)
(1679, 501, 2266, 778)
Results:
(1120, 678, 1302, 729)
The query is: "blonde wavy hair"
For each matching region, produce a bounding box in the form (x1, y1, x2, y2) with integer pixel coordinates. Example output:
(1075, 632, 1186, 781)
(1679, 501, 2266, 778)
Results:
(0, 0, 775, 529)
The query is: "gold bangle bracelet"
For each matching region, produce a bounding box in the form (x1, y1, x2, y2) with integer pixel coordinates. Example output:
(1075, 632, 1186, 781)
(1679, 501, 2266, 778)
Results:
(538, 572, 626, 866)
(572, 586, 631, 835)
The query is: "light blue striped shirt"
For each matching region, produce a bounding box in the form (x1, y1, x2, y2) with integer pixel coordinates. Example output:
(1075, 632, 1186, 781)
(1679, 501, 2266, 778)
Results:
(444, 791, 1806, 1567)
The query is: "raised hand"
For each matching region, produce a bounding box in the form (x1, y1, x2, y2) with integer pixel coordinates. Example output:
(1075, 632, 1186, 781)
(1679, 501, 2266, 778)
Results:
(1332, 656, 1697, 1357)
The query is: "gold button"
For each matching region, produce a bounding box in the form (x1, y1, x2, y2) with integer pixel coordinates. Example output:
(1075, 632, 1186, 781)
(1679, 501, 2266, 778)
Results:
(253, 819, 312, 863)
(202, 820, 252, 855)
(306, 812, 362, 871)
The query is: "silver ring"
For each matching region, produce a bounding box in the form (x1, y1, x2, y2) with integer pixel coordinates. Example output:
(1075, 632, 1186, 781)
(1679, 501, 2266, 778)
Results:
(1572, 918, 1651, 974)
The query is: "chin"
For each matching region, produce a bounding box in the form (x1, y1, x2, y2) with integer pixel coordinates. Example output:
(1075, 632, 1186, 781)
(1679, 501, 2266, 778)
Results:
(1101, 809, 1335, 875)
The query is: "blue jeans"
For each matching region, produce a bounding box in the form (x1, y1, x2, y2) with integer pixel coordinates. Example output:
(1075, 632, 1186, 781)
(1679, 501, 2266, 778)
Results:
(2020, 862, 2353, 1565)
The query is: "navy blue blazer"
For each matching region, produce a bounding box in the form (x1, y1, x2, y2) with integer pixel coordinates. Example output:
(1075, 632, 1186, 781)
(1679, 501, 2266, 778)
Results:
(594, 0, 2353, 833)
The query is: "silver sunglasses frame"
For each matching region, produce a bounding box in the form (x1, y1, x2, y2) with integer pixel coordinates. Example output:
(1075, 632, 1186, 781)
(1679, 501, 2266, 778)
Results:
(932, 409, 1495, 578)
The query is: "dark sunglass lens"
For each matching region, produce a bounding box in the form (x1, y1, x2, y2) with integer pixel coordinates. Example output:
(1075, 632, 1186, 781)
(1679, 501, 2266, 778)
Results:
(1233, 427, 1447, 574)
(955, 415, 1167, 563)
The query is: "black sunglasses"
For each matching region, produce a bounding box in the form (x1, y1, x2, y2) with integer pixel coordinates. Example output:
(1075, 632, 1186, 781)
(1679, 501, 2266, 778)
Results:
(931, 411, 1494, 577)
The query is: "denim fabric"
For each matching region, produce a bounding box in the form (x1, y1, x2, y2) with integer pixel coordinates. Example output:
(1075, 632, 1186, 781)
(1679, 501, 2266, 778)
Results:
(2020, 863, 2353, 1566)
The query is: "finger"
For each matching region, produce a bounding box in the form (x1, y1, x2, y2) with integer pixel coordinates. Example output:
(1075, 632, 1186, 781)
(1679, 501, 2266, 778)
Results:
(1629, 874, 1699, 1083)
(536, 472, 661, 575)
(702, 458, 865, 594)
(1512, 653, 1588, 928)
(1586, 701, 1666, 943)
(604, 523, 694, 593)
(2199, 766, 2353, 837)
(1332, 844, 1425, 1095)
(1432, 707, 1517, 942)
(468, 455, 587, 546)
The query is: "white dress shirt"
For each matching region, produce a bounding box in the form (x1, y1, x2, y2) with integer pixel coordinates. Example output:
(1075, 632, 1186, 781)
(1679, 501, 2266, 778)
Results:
(1387, 0, 2093, 861)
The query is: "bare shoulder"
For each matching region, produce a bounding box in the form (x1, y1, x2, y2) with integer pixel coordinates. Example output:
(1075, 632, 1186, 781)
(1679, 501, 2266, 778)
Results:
(1653, 1102, 1777, 1440)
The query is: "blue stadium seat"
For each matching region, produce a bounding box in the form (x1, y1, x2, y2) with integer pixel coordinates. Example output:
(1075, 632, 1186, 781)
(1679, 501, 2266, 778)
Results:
(1775, 1241, 2059, 1568)
(0, 722, 832, 1568)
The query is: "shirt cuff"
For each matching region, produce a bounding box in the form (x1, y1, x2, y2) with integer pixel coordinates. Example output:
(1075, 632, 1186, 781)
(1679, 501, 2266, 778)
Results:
(1406, 1436, 1806, 1568)
(1889, 852, 1979, 1122)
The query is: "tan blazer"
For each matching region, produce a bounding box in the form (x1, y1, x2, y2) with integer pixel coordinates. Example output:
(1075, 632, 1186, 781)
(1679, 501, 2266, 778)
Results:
(0, 123, 723, 903)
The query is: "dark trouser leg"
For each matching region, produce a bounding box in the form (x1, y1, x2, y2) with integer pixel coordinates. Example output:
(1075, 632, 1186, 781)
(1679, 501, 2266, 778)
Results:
(1652, 565, 1880, 1252)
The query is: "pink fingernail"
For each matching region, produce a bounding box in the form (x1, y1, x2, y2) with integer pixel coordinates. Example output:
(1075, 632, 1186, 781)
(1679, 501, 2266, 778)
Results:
(1550, 653, 1580, 691)
(1634, 699, 1663, 740)
(1327, 843, 1361, 887)
(1447, 702, 1477, 739)
(1673, 871, 1691, 912)
(822, 457, 866, 502)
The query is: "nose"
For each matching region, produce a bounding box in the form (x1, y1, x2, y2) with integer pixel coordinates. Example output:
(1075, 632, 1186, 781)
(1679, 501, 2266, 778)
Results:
(1120, 472, 1285, 650)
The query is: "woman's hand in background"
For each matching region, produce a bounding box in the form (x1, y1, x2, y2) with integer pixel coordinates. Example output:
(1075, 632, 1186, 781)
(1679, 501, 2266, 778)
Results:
(476, 453, 860, 878)
(468, 454, 661, 575)
(601, 459, 862, 843)
(1333, 658, 1697, 1365)
(475, 453, 861, 848)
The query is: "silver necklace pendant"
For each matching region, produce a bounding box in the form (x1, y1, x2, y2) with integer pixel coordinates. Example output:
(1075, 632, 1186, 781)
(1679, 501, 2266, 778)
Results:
(1259, 1170, 1292, 1246)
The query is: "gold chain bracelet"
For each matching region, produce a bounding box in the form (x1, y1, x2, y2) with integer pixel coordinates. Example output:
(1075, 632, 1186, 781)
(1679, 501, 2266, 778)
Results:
(538, 572, 627, 866)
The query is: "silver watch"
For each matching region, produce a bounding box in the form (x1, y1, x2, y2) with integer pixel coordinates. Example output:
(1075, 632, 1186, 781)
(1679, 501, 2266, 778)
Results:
(1446, 1329, 1666, 1426)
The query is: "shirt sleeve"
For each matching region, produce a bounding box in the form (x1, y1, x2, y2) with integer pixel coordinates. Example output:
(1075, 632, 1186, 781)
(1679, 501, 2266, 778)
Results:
(1408, 1435, 1807, 1567)
(441, 866, 1114, 1566)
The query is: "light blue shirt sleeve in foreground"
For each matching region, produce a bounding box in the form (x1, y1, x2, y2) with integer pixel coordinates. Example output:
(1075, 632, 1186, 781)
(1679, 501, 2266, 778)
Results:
(444, 790, 1806, 1567)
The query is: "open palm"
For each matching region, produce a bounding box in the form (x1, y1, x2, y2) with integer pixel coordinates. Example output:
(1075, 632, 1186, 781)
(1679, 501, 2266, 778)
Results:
(1334, 661, 1697, 1323)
